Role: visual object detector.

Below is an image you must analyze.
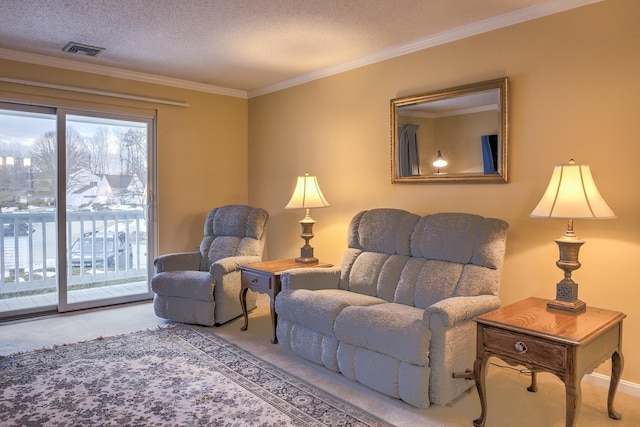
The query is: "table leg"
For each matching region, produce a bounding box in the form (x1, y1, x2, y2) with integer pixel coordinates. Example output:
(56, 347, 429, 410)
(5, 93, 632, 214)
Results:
(564, 381, 582, 427)
(240, 287, 249, 332)
(269, 293, 278, 344)
(473, 357, 488, 427)
(527, 371, 538, 393)
(608, 350, 624, 420)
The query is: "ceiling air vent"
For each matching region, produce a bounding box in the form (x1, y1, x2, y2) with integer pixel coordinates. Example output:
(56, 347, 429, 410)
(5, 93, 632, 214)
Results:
(62, 42, 105, 57)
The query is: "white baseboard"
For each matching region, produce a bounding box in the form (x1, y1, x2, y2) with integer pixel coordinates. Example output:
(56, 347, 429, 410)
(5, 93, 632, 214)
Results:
(585, 373, 640, 398)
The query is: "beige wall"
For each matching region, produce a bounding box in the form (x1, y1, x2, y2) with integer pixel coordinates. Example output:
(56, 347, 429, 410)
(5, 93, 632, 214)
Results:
(249, 0, 640, 383)
(0, 59, 249, 255)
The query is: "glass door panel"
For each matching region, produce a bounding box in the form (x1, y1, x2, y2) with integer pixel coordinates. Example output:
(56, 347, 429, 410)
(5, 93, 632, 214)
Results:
(62, 113, 152, 310)
(0, 104, 58, 316)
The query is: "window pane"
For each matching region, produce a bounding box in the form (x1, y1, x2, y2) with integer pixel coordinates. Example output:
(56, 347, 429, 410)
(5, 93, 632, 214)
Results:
(65, 114, 149, 305)
(0, 104, 58, 314)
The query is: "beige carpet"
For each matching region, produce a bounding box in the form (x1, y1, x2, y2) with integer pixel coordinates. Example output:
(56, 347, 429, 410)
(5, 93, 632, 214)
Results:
(2, 294, 639, 426)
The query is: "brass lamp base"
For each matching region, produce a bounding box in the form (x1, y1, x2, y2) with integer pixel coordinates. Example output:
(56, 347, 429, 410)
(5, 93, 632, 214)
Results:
(547, 282, 586, 312)
(547, 299, 586, 312)
(296, 212, 318, 264)
(548, 220, 587, 313)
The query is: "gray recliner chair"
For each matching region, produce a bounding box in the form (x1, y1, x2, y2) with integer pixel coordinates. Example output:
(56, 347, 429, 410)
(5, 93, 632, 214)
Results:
(151, 205, 269, 326)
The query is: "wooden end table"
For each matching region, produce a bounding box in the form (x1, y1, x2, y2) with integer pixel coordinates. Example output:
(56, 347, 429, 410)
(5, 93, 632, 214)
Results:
(473, 297, 625, 427)
(239, 258, 332, 344)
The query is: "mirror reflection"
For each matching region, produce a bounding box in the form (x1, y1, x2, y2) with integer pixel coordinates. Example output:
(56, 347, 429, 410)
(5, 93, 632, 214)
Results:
(391, 78, 509, 183)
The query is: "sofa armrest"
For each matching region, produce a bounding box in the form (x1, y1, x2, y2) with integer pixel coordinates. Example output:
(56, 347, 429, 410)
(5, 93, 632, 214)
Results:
(281, 267, 341, 291)
(423, 295, 501, 328)
(153, 252, 200, 273)
(211, 255, 263, 276)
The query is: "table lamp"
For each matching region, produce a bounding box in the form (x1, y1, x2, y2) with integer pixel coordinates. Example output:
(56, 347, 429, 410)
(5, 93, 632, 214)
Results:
(285, 172, 330, 263)
(433, 150, 447, 174)
(530, 159, 615, 312)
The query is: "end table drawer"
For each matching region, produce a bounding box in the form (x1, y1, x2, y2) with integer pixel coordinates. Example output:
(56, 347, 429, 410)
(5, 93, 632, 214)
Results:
(483, 327, 567, 371)
(242, 271, 272, 290)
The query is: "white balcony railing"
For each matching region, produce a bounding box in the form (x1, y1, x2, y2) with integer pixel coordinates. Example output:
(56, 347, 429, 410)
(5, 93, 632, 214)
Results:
(0, 210, 147, 297)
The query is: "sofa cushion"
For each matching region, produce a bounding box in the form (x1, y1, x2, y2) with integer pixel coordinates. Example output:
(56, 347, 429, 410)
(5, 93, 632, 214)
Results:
(344, 252, 388, 297)
(344, 253, 411, 300)
(334, 302, 430, 365)
(150, 270, 214, 301)
(275, 289, 385, 337)
(411, 213, 482, 264)
(393, 258, 463, 308)
(455, 264, 501, 297)
(347, 208, 420, 256)
(469, 216, 509, 270)
(198, 205, 269, 271)
(411, 213, 508, 270)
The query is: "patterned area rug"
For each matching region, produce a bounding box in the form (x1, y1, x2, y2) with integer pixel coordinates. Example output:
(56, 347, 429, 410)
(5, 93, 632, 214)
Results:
(0, 324, 393, 426)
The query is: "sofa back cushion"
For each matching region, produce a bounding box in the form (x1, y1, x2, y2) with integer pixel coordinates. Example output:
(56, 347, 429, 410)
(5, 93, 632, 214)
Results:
(346, 208, 420, 255)
(410, 213, 506, 269)
(198, 205, 269, 271)
(339, 209, 420, 294)
(340, 209, 509, 308)
(408, 213, 509, 307)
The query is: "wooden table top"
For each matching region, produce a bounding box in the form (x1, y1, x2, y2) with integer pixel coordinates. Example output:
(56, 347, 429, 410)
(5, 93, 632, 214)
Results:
(475, 297, 626, 345)
(241, 258, 333, 275)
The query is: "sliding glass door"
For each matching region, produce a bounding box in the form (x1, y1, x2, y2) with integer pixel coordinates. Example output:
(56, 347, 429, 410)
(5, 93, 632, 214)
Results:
(0, 103, 156, 319)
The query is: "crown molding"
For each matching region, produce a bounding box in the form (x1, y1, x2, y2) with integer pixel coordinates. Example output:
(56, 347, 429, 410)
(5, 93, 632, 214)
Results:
(0, 48, 248, 99)
(248, 0, 603, 98)
(0, 0, 601, 100)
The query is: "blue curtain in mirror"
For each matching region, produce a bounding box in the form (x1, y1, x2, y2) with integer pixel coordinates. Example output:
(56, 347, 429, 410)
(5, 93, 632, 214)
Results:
(399, 124, 420, 176)
(481, 134, 498, 174)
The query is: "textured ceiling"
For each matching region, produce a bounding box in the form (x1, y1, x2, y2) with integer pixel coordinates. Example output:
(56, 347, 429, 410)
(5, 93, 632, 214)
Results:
(0, 0, 597, 95)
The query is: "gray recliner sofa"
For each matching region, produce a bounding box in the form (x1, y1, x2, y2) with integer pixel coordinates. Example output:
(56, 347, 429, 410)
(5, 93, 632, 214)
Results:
(275, 208, 508, 408)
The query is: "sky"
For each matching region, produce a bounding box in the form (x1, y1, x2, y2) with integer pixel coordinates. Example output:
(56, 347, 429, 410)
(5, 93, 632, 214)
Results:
(0, 109, 147, 154)
(0, 110, 56, 148)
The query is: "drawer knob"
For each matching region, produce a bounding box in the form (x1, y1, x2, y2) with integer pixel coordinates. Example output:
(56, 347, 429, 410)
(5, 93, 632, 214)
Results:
(514, 341, 528, 353)
(251, 278, 258, 284)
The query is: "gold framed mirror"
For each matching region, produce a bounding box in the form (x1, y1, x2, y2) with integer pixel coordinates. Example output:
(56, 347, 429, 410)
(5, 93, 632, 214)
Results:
(391, 77, 509, 184)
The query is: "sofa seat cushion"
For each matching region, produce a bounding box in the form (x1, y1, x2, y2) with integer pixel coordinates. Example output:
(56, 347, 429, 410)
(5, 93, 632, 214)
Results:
(334, 303, 430, 366)
(151, 271, 214, 301)
(276, 289, 386, 337)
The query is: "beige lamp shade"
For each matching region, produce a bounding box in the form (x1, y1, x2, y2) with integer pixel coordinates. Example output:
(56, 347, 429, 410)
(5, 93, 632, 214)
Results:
(530, 160, 615, 219)
(285, 173, 330, 209)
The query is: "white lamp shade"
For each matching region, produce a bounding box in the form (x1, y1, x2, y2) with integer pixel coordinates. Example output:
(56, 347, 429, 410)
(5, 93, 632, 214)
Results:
(433, 150, 448, 168)
(530, 161, 615, 219)
(285, 173, 330, 209)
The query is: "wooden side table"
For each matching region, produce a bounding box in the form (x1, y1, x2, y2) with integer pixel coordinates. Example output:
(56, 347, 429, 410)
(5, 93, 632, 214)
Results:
(473, 297, 625, 427)
(239, 258, 332, 344)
